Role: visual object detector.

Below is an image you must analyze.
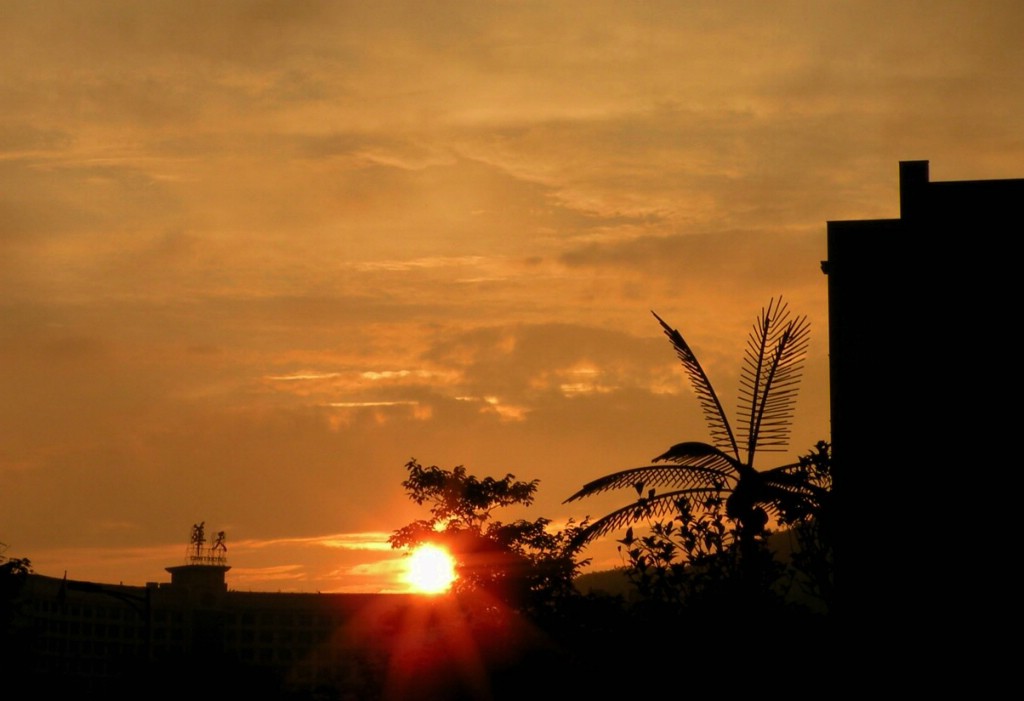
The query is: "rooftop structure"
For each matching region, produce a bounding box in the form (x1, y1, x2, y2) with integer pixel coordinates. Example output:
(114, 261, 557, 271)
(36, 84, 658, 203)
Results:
(823, 159, 1024, 627)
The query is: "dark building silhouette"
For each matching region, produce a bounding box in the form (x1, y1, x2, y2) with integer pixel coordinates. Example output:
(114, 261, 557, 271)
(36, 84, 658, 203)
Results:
(4, 553, 555, 699)
(7, 564, 421, 697)
(823, 160, 1024, 631)
(4, 528, 512, 699)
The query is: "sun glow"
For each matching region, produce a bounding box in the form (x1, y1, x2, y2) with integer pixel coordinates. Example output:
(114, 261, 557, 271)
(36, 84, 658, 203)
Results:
(403, 544, 457, 594)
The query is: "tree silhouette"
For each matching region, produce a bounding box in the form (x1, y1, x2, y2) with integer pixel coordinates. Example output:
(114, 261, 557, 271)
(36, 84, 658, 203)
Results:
(565, 298, 824, 554)
(390, 460, 588, 613)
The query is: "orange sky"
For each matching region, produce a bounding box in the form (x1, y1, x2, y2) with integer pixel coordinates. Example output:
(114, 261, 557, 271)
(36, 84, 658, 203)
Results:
(3, 1, 1022, 593)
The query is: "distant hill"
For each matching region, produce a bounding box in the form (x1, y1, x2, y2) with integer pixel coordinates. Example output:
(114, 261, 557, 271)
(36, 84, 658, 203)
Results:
(574, 568, 634, 597)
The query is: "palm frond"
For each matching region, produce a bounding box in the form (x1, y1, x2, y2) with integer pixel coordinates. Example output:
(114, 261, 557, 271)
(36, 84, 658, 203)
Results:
(649, 441, 742, 469)
(564, 300, 818, 551)
(737, 297, 809, 464)
(760, 462, 831, 516)
(562, 453, 737, 504)
(713, 462, 825, 525)
(652, 310, 739, 459)
(568, 487, 724, 547)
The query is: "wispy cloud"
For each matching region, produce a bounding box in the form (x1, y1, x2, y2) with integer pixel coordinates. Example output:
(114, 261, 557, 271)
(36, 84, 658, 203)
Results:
(233, 532, 393, 552)
(266, 372, 342, 381)
(352, 256, 488, 272)
(315, 535, 394, 552)
(229, 564, 305, 584)
(325, 401, 419, 408)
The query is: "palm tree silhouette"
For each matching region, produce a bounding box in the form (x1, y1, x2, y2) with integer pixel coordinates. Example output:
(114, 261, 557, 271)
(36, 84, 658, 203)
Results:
(565, 298, 821, 552)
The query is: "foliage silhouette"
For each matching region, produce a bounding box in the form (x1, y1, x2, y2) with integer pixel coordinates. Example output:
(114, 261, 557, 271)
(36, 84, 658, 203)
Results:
(565, 298, 824, 555)
(614, 440, 833, 616)
(0, 554, 32, 671)
(776, 439, 833, 610)
(390, 459, 589, 614)
(616, 495, 788, 620)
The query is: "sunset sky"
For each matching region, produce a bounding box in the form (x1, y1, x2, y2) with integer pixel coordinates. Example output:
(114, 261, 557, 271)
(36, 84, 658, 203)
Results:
(3, 1, 1022, 593)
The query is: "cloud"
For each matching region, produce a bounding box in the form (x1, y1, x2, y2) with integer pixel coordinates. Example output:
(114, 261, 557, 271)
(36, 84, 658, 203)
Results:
(560, 229, 825, 296)
(326, 401, 419, 408)
(315, 534, 394, 551)
(234, 532, 393, 552)
(267, 372, 342, 381)
(229, 564, 305, 584)
(1, 0, 1018, 593)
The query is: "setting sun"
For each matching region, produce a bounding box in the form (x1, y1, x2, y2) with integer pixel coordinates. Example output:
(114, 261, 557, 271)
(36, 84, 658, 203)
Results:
(402, 544, 457, 594)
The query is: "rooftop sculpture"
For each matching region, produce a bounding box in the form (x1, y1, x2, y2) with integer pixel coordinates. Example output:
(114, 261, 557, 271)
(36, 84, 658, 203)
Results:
(186, 521, 227, 565)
